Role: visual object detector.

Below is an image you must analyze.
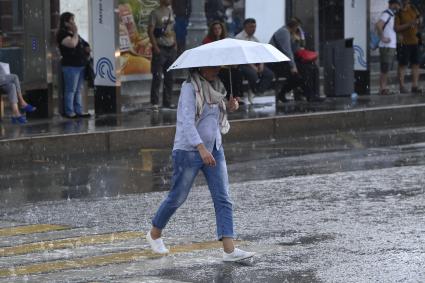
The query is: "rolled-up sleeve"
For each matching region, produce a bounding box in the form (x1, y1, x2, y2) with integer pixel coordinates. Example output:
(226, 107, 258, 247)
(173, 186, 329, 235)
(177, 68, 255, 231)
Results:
(178, 83, 203, 147)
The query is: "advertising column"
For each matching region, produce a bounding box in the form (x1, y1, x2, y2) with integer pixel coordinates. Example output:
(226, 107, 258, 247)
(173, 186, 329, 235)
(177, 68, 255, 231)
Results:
(91, 0, 121, 114)
(345, 0, 370, 95)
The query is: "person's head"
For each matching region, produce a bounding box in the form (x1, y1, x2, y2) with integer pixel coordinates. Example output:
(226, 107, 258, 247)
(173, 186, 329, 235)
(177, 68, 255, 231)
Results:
(243, 18, 256, 36)
(199, 66, 221, 82)
(208, 21, 227, 40)
(401, 0, 410, 9)
(388, 0, 401, 12)
(59, 12, 75, 31)
(286, 18, 300, 34)
(160, 0, 171, 7)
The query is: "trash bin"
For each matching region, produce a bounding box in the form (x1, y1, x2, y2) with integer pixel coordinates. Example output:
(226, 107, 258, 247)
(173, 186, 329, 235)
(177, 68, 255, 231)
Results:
(323, 38, 354, 97)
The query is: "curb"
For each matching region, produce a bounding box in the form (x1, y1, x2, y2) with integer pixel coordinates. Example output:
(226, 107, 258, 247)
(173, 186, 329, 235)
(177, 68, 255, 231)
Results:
(1, 103, 425, 161)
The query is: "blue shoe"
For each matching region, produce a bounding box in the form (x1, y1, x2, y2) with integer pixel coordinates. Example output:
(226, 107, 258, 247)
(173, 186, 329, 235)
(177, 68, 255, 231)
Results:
(20, 104, 36, 113)
(11, 116, 27, 124)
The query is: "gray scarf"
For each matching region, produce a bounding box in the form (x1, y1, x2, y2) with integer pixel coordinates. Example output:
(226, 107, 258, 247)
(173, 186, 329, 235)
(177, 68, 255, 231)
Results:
(188, 71, 230, 134)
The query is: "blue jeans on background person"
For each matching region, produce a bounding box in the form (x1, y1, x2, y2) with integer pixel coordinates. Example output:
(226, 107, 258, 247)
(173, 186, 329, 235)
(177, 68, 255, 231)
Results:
(62, 66, 85, 116)
(152, 146, 234, 240)
(174, 16, 189, 55)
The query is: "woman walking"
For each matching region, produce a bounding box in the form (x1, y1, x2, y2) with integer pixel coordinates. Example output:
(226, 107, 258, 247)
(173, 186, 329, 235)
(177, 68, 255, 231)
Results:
(146, 66, 255, 262)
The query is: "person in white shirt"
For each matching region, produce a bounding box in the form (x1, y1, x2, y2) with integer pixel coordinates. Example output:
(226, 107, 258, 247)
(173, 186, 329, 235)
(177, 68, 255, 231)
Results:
(235, 18, 274, 104)
(376, 0, 401, 95)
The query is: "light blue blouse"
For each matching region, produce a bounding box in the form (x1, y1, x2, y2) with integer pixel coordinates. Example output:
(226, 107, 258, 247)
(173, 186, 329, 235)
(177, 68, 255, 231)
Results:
(173, 81, 222, 152)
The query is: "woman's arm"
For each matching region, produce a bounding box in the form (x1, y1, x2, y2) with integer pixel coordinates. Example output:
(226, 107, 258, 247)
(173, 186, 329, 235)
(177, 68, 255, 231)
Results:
(61, 23, 79, 48)
(179, 83, 203, 147)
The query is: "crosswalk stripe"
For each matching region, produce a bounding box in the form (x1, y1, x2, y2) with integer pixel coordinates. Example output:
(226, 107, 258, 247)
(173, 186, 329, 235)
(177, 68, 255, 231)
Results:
(0, 224, 69, 237)
(0, 240, 225, 277)
(0, 231, 145, 257)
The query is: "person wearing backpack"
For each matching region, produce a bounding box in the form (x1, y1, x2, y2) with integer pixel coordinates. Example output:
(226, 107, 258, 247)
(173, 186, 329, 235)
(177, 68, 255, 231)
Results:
(376, 0, 401, 95)
(395, 0, 423, 94)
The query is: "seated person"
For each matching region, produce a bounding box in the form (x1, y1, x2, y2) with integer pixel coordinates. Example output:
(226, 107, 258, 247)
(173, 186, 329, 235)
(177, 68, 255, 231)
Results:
(268, 18, 323, 102)
(202, 20, 244, 103)
(236, 18, 274, 103)
(0, 64, 36, 124)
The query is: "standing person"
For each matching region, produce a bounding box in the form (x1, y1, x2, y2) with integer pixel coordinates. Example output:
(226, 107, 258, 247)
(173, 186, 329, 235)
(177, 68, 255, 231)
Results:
(146, 66, 255, 262)
(148, 0, 177, 111)
(376, 0, 401, 95)
(395, 0, 422, 94)
(236, 18, 274, 104)
(172, 0, 191, 56)
(56, 12, 91, 118)
(0, 65, 36, 124)
(204, 0, 226, 27)
(202, 21, 244, 103)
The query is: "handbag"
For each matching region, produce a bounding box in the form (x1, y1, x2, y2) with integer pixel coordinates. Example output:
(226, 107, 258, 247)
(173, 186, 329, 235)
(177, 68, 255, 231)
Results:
(153, 12, 171, 38)
(84, 58, 95, 88)
(295, 49, 318, 63)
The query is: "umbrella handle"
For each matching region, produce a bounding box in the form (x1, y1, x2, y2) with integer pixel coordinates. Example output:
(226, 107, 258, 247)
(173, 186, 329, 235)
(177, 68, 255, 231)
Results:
(229, 67, 233, 100)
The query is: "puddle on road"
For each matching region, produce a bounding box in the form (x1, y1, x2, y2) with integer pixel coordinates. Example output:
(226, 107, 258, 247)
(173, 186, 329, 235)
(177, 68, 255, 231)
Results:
(154, 264, 320, 283)
(278, 234, 335, 247)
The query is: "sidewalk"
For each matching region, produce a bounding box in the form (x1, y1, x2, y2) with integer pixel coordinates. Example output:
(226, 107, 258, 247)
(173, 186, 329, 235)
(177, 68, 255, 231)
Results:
(1, 89, 425, 163)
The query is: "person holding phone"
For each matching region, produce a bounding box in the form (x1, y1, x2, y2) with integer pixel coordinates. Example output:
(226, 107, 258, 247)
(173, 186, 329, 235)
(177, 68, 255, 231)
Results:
(56, 12, 91, 119)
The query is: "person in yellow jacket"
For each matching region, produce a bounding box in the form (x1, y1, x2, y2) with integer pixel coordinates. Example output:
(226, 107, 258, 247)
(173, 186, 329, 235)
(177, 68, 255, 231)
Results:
(395, 0, 423, 94)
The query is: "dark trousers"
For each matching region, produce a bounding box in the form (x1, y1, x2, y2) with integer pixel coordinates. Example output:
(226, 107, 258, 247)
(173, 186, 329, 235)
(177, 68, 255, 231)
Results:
(218, 67, 244, 99)
(269, 61, 319, 99)
(239, 64, 274, 94)
(297, 60, 319, 98)
(150, 46, 177, 106)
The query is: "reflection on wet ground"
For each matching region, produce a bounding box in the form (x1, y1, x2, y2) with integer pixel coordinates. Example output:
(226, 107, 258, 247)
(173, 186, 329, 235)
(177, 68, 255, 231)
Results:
(2, 164, 424, 282)
(1, 93, 425, 141)
(1, 125, 425, 208)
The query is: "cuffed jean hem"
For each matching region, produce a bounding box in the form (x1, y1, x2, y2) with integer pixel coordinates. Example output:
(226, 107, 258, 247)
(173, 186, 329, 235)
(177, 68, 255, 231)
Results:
(218, 234, 235, 241)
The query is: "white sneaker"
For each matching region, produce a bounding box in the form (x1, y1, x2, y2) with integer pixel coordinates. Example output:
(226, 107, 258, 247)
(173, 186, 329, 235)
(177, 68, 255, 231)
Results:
(146, 231, 169, 254)
(152, 104, 159, 112)
(222, 248, 255, 262)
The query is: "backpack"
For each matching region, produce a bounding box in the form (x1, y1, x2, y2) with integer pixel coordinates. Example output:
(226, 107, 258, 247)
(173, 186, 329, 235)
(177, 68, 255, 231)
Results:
(370, 10, 393, 50)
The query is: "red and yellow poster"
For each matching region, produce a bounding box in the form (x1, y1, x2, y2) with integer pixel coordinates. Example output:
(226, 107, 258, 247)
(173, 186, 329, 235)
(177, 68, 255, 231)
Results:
(118, 0, 159, 80)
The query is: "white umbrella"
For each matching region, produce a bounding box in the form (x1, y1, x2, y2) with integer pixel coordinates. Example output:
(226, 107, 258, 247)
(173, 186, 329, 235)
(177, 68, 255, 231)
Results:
(167, 38, 290, 98)
(167, 38, 290, 70)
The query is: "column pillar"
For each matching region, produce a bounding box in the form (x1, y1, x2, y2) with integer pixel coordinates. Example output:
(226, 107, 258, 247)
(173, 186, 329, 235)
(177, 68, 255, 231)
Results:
(186, 0, 207, 49)
(90, 0, 121, 115)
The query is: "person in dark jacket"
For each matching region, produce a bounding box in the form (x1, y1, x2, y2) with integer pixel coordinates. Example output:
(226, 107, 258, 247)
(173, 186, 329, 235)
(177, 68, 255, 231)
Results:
(56, 12, 91, 118)
(172, 0, 191, 56)
(205, 0, 226, 26)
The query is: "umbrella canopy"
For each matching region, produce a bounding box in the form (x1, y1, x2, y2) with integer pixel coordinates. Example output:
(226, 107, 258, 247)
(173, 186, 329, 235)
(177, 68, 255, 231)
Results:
(167, 38, 290, 71)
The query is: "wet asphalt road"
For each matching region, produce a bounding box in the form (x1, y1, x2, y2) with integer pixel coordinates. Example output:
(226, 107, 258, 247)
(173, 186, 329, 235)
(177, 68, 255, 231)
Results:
(1, 125, 425, 282)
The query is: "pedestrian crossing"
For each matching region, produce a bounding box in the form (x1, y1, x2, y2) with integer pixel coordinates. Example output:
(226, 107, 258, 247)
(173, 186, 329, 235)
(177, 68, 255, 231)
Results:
(0, 224, 69, 237)
(0, 222, 228, 280)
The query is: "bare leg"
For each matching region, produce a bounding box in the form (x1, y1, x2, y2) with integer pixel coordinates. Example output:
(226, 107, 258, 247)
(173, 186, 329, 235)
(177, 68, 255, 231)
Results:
(150, 226, 162, 240)
(398, 65, 406, 90)
(380, 72, 388, 92)
(222, 237, 235, 253)
(412, 64, 420, 88)
(11, 103, 21, 117)
(17, 92, 29, 108)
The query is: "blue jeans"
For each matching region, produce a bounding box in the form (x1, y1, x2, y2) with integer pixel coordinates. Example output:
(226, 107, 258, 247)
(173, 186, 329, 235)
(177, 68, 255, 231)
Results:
(62, 66, 85, 116)
(152, 147, 234, 240)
